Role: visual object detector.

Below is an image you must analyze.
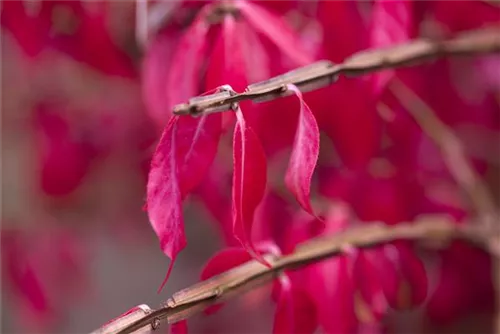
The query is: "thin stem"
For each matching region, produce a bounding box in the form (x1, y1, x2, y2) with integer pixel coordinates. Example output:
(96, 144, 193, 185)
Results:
(173, 26, 500, 116)
(390, 79, 500, 334)
(92, 217, 497, 334)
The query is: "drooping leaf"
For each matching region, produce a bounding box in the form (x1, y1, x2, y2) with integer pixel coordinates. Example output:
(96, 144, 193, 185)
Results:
(317, 0, 368, 63)
(200, 248, 252, 282)
(200, 247, 253, 315)
(285, 84, 320, 217)
(162, 10, 209, 122)
(353, 250, 388, 320)
(302, 204, 358, 333)
(147, 118, 184, 291)
(142, 25, 184, 127)
(395, 242, 429, 308)
(381, 242, 428, 310)
(369, 0, 417, 95)
(252, 191, 292, 248)
(34, 105, 93, 197)
(237, 1, 313, 67)
(205, 15, 248, 130)
(147, 111, 222, 291)
(232, 107, 268, 264)
(273, 275, 317, 334)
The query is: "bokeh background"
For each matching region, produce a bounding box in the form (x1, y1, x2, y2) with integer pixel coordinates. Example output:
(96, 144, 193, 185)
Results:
(1, 1, 499, 334)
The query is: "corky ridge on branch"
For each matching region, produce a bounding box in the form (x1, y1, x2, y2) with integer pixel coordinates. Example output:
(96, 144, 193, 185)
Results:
(91, 26, 500, 334)
(172, 26, 500, 117)
(93, 218, 497, 334)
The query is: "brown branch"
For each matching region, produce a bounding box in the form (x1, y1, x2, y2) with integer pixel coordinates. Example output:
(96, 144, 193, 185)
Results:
(389, 80, 500, 334)
(172, 26, 500, 117)
(91, 218, 498, 334)
(93, 26, 500, 334)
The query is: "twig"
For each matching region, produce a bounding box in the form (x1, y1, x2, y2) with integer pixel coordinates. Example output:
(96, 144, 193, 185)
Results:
(97, 25, 500, 334)
(389, 78, 500, 333)
(172, 26, 500, 117)
(91, 218, 498, 334)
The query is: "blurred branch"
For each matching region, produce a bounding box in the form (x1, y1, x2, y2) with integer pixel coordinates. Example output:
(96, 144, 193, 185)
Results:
(92, 217, 498, 334)
(172, 26, 500, 116)
(98, 25, 500, 334)
(136, 0, 184, 47)
(389, 78, 500, 334)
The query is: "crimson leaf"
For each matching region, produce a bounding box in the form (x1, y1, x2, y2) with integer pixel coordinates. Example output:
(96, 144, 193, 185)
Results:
(147, 112, 222, 291)
(232, 107, 268, 264)
(285, 85, 320, 217)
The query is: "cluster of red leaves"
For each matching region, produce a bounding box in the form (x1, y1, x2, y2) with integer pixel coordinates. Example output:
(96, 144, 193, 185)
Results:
(1, 1, 153, 331)
(1, 226, 90, 333)
(144, 0, 499, 332)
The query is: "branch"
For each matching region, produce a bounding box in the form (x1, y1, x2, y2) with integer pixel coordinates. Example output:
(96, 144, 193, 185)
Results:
(91, 218, 498, 334)
(172, 26, 500, 117)
(93, 26, 500, 334)
(389, 79, 500, 333)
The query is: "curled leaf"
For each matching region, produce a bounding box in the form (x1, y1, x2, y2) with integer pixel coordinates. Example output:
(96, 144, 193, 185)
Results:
(147, 112, 222, 291)
(232, 107, 268, 264)
(285, 84, 320, 217)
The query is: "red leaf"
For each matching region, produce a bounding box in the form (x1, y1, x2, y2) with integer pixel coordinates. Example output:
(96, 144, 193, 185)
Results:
(206, 16, 248, 94)
(370, 0, 416, 94)
(382, 243, 428, 310)
(353, 250, 388, 319)
(205, 15, 248, 130)
(170, 320, 188, 334)
(200, 248, 252, 281)
(317, 0, 368, 62)
(34, 106, 93, 197)
(237, 1, 313, 67)
(252, 191, 292, 248)
(232, 107, 268, 264)
(273, 276, 317, 334)
(395, 243, 428, 307)
(285, 85, 320, 217)
(299, 204, 357, 333)
(160, 10, 209, 122)
(142, 25, 184, 127)
(147, 112, 222, 291)
(200, 247, 253, 315)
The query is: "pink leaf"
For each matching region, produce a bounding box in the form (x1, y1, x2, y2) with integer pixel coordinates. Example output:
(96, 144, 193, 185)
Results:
(232, 107, 268, 264)
(353, 250, 388, 319)
(285, 85, 320, 217)
(237, 1, 313, 67)
(161, 10, 209, 121)
(142, 25, 184, 127)
(200, 248, 252, 281)
(382, 242, 428, 310)
(370, 0, 416, 94)
(170, 320, 188, 334)
(200, 247, 253, 315)
(317, 0, 368, 62)
(147, 112, 222, 291)
(34, 105, 93, 197)
(395, 242, 429, 307)
(273, 276, 317, 334)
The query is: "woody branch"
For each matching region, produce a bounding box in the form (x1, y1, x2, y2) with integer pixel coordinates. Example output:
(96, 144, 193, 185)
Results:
(92, 25, 500, 334)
